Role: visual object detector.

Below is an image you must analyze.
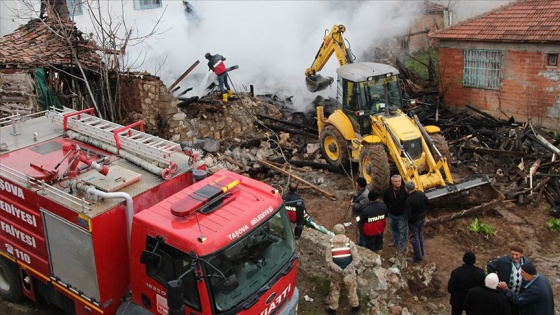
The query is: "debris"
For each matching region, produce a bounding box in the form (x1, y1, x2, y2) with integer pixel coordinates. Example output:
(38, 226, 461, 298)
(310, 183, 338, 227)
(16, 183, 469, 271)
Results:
(256, 159, 337, 201)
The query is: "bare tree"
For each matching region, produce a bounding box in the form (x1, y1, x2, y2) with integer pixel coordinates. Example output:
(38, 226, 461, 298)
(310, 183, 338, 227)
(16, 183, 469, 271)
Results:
(7, 0, 168, 121)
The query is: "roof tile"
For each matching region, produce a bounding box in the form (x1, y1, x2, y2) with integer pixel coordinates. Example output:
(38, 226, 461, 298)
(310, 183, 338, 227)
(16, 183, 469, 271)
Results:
(430, 0, 560, 42)
(0, 18, 101, 70)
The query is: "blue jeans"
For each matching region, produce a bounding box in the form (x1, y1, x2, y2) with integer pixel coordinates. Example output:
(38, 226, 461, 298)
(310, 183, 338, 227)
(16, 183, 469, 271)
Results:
(408, 219, 425, 261)
(217, 72, 231, 93)
(388, 213, 407, 252)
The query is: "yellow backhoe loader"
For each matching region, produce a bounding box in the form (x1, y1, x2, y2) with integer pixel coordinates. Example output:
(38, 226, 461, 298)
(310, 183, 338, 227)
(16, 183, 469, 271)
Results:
(306, 25, 503, 213)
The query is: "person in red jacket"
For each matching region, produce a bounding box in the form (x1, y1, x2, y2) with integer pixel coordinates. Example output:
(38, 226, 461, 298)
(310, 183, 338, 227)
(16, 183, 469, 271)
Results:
(357, 190, 388, 253)
(205, 52, 233, 102)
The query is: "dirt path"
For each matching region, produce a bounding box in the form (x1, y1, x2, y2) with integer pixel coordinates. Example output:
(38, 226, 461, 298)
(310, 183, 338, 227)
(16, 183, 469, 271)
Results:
(294, 170, 560, 314)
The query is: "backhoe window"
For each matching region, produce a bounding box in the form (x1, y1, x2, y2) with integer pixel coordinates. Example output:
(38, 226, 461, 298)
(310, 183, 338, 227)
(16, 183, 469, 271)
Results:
(203, 207, 295, 313)
(358, 79, 402, 114)
(145, 236, 201, 311)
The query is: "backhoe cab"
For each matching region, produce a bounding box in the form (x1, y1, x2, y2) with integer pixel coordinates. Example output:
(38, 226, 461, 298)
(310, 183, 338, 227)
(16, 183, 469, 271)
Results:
(314, 47, 492, 200)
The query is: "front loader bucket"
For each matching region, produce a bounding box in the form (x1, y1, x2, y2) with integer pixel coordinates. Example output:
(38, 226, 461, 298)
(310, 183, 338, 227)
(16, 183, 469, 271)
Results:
(425, 175, 493, 200)
(306, 74, 334, 93)
(425, 175, 505, 226)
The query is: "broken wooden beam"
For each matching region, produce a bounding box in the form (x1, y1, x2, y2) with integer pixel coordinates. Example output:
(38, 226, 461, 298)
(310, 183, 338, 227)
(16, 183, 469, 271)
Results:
(167, 60, 200, 92)
(257, 159, 337, 201)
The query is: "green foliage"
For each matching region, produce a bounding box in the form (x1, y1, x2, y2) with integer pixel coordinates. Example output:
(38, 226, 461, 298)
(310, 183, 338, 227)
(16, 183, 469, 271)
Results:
(547, 218, 560, 232)
(404, 48, 439, 85)
(468, 218, 497, 239)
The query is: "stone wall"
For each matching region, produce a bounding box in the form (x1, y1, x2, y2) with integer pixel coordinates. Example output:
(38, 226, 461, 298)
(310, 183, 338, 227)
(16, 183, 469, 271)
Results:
(0, 69, 38, 116)
(123, 73, 282, 147)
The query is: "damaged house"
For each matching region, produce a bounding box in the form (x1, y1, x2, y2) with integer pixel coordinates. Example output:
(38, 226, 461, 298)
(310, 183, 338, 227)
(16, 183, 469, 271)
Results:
(0, 17, 102, 116)
(429, 0, 560, 131)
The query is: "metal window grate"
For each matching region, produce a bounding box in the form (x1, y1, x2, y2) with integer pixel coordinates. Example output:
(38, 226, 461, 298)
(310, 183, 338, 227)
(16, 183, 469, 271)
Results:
(134, 0, 162, 10)
(463, 50, 502, 90)
(67, 0, 83, 17)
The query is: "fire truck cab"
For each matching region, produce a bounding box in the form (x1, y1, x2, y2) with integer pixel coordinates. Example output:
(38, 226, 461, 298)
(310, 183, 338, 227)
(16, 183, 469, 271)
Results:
(0, 108, 298, 315)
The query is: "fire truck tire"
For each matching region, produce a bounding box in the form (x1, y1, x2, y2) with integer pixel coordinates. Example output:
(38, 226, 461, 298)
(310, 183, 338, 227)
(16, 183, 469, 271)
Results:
(0, 256, 23, 302)
(359, 144, 390, 193)
(320, 125, 349, 167)
(430, 133, 450, 162)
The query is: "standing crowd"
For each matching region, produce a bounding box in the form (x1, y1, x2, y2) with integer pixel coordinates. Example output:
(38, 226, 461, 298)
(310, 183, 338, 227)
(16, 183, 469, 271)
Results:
(324, 174, 429, 314)
(285, 174, 555, 315)
(449, 245, 554, 315)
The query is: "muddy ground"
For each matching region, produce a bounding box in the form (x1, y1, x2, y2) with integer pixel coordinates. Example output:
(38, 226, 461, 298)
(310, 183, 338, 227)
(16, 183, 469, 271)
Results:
(290, 168, 560, 314)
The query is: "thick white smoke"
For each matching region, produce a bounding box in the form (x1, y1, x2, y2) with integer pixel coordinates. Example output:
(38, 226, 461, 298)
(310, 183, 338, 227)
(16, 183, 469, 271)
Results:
(124, 1, 424, 107)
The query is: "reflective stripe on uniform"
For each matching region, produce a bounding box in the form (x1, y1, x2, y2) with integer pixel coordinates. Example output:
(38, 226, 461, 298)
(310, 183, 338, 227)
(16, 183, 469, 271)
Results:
(331, 243, 351, 258)
(331, 242, 352, 269)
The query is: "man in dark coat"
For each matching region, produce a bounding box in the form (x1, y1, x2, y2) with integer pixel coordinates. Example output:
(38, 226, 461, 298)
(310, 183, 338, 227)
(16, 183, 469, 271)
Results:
(447, 251, 485, 315)
(282, 182, 308, 239)
(463, 273, 511, 315)
(205, 52, 233, 101)
(351, 177, 369, 215)
(498, 262, 555, 315)
(358, 190, 388, 254)
(404, 181, 428, 263)
(382, 174, 408, 252)
(487, 244, 533, 315)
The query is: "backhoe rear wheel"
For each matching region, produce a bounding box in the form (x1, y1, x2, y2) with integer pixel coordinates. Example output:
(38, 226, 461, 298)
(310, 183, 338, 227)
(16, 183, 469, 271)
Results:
(0, 256, 23, 302)
(320, 125, 349, 166)
(359, 144, 390, 193)
(430, 133, 450, 163)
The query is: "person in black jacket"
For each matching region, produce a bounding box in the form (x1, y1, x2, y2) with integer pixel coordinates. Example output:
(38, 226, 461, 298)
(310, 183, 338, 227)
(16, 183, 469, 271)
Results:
(464, 273, 511, 315)
(447, 251, 485, 315)
(205, 52, 233, 102)
(282, 182, 307, 239)
(498, 262, 555, 315)
(382, 174, 408, 252)
(487, 244, 533, 315)
(404, 181, 428, 263)
(358, 190, 388, 254)
(351, 177, 369, 246)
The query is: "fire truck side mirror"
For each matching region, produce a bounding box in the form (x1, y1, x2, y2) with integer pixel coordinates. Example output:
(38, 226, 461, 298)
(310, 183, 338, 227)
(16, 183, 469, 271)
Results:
(166, 280, 185, 315)
(140, 251, 162, 268)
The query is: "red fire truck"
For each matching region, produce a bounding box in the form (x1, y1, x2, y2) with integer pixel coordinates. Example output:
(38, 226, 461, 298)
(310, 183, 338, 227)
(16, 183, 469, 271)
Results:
(0, 108, 299, 315)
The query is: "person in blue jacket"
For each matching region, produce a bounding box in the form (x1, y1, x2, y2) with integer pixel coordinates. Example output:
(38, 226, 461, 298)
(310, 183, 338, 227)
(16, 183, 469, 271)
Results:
(497, 262, 555, 315)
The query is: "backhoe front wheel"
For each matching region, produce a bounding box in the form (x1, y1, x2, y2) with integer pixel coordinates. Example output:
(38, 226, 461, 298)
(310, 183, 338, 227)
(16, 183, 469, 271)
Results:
(359, 144, 390, 193)
(320, 125, 349, 167)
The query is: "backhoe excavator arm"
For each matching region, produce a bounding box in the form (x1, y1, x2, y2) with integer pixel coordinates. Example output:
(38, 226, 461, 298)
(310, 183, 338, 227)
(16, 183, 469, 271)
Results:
(305, 24, 355, 92)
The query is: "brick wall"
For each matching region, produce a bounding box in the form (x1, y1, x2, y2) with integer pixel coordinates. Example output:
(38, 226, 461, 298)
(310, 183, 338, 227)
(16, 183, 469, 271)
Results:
(439, 46, 560, 131)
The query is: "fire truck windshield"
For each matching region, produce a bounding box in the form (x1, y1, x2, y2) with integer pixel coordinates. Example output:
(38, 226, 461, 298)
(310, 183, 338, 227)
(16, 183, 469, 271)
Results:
(203, 206, 295, 312)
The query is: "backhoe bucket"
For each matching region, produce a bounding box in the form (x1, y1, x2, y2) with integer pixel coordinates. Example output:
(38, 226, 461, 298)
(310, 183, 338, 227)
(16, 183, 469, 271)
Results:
(425, 175, 493, 200)
(306, 74, 334, 93)
(424, 175, 505, 226)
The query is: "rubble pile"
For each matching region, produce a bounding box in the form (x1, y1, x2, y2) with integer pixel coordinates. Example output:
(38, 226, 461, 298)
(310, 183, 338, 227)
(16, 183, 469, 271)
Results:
(408, 99, 560, 213)
(185, 93, 559, 218)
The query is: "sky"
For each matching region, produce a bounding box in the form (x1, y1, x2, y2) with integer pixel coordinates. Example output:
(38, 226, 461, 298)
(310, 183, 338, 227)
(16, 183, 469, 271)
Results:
(122, 1, 423, 108)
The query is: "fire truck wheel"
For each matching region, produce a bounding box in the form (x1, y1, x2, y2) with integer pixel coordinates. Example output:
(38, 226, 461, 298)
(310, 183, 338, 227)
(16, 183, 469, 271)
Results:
(0, 256, 23, 302)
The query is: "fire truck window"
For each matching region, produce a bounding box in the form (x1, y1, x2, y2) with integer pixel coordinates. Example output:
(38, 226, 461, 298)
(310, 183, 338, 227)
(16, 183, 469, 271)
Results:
(204, 210, 295, 312)
(146, 236, 201, 311)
